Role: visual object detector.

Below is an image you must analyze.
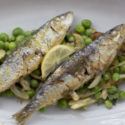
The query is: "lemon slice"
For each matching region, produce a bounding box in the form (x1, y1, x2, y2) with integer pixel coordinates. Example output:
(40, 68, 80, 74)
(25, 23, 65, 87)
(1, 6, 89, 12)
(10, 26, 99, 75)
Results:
(41, 45, 74, 80)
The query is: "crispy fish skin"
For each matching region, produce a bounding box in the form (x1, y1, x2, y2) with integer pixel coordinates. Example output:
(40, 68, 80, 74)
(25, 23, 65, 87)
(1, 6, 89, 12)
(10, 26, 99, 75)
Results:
(0, 11, 74, 92)
(14, 24, 125, 125)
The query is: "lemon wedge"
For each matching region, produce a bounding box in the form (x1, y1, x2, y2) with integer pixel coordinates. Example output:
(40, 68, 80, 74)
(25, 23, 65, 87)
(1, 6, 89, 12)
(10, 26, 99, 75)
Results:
(41, 45, 74, 80)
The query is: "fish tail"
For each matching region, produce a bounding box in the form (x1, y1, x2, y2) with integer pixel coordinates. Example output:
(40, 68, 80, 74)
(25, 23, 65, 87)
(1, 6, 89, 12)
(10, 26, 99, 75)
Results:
(13, 100, 39, 125)
(13, 111, 29, 125)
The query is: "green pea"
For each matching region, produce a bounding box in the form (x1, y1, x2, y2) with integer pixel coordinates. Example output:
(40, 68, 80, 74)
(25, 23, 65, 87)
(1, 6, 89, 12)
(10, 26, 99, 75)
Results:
(4, 42, 10, 50)
(112, 58, 119, 65)
(27, 89, 35, 98)
(0, 41, 5, 49)
(12, 27, 24, 37)
(32, 69, 41, 76)
(57, 99, 69, 109)
(24, 31, 32, 37)
(82, 35, 88, 41)
(107, 86, 118, 94)
(9, 35, 15, 42)
(16, 35, 25, 43)
(95, 92, 101, 100)
(1, 90, 14, 97)
(0, 33, 9, 42)
(8, 42, 16, 50)
(84, 37, 92, 45)
(82, 19, 92, 29)
(119, 56, 125, 62)
(6, 51, 11, 56)
(39, 107, 46, 112)
(114, 67, 120, 73)
(120, 65, 125, 73)
(112, 73, 120, 81)
(65, 34, 75, 42)
(108, 93, 119, 102)
(31, 79, 39, 89)
(103, 72, 110, 81)
(119, 91, 125, 100)
(75, 24, 85, 34)
(85, 28, 93, 36)
(25, 75, 32, 82)
(104, 100, 113, 109)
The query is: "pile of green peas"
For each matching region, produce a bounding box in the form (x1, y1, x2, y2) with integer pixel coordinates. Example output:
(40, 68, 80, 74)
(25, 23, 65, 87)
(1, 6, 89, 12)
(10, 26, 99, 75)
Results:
(24, 69, 41, 99)
(65, 19, 93, 46)
(0, 27, 32, 58)
(28, 69, 41, 98)
(1, 21, 125, 111)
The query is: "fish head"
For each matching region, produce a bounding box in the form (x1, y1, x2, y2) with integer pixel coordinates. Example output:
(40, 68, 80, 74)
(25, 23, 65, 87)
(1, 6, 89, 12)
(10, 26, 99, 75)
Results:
(30, 11, 74, 53)
(50, 11, 74, 35)
(107, 24, 125, 43)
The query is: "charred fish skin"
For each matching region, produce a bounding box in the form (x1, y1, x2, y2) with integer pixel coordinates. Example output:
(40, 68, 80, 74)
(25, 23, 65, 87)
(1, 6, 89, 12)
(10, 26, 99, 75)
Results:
(14, 24, 125, 125)
(0, 11, 74, 92)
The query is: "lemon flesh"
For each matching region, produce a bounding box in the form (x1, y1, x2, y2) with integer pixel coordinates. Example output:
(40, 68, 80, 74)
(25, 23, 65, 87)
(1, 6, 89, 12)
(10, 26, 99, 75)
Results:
(41, 45, 74, 80)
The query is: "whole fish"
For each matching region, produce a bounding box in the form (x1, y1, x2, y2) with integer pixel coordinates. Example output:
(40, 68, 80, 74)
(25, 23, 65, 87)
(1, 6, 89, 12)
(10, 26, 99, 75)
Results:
(14, 24, 125, 125)
(0, 11, 74, 92)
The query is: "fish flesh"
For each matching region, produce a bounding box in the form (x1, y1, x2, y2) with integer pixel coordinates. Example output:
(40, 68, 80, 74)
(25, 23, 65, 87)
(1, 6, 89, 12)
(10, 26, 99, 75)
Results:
(14, 24, 125, 125)
(0, 11, 74, 92)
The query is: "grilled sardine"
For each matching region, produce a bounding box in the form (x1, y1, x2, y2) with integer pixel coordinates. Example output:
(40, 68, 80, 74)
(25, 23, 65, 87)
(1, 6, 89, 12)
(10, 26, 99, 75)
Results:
(0, 11, 74, 92)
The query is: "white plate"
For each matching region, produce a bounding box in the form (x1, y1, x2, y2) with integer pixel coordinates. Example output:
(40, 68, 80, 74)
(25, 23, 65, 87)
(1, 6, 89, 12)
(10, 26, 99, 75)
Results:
(0, 0, 125, 125)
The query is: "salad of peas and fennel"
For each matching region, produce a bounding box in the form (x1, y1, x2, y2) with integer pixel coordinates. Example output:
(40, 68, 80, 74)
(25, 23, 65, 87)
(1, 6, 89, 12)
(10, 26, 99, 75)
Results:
(0, 19, 125, 112)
